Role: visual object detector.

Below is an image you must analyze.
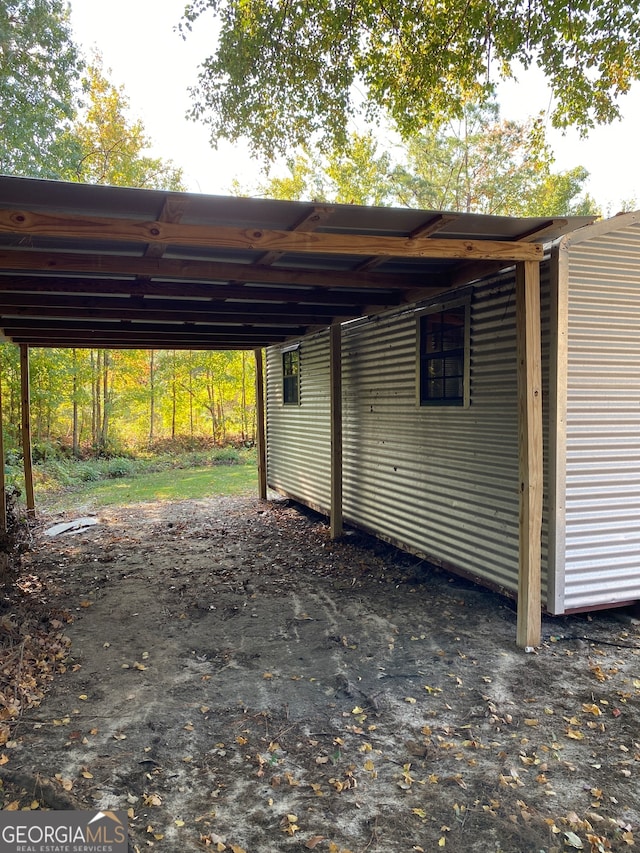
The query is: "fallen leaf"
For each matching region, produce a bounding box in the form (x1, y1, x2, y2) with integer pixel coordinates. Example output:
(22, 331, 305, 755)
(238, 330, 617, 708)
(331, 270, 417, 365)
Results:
(305, 837, 325, 850)
(564, 831, 584, 849)
(566, 729, 585, 740)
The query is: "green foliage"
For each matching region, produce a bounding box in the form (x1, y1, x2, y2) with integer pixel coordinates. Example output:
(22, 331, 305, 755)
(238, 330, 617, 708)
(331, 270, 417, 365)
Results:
(0, 345, 258, 463)
(60, 54, 185, 189)
(37, 463, 257, 511)
(182, 0, 640, 159)
(0, 0, 82, 177)
(392, 102, 600, 216)
(249, 106, 598, 217)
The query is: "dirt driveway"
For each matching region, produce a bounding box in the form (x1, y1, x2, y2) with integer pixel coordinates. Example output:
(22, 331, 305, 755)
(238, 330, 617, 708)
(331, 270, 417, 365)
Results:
(2, 495, 640, 852)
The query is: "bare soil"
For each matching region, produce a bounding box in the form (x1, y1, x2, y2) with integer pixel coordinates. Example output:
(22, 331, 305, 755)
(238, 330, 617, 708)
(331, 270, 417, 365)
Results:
(2, 495, 640, 853)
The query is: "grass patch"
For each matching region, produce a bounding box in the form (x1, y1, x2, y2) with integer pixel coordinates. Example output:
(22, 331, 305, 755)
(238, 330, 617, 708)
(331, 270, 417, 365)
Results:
(36, 464, 257, 514)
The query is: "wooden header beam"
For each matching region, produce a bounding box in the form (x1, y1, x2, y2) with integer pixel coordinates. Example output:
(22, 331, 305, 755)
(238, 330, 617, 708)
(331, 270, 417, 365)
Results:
(0, 209, 543, 262)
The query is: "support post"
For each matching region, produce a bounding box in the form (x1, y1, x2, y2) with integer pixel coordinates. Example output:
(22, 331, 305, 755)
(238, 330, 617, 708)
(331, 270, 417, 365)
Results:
(515, 261, 543, 648)
(20, 344, 35, 517)
(254, 348, 267, 500)
(0, 355, 5, 533)
(330, 324, 343, 539)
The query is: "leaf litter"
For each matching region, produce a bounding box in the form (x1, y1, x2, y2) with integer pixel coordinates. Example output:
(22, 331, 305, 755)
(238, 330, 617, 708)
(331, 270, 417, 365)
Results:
(1, 494, 640, 851)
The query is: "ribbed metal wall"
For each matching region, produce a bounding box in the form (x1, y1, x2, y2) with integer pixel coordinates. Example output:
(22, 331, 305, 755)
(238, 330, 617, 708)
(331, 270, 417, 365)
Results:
(562, 221, 640, 610)
(266, 332, 332, 510)
(267, 271, 554, 600)
(341, 277, 539, 597)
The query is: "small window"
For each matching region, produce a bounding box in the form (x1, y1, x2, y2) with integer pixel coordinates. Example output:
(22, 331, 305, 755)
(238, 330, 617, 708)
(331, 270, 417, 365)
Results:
(282, 347, 300, 405)
(418, 300, 469, 406)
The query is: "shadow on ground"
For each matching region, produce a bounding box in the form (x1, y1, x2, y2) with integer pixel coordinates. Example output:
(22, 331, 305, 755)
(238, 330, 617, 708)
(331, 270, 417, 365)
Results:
(1, 496, 639, 852)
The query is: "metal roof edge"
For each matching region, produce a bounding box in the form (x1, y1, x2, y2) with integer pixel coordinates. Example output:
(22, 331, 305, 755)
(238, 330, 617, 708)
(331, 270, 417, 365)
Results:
(553, 210, 640, 250)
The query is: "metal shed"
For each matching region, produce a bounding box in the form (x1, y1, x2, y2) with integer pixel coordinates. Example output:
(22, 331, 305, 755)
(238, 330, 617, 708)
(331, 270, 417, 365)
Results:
(0, 175, 596, 647)
(266, 211, 640, 622)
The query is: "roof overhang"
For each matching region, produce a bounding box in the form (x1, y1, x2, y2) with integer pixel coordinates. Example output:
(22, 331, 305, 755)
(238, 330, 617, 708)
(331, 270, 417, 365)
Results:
(0, 176, 596, 350)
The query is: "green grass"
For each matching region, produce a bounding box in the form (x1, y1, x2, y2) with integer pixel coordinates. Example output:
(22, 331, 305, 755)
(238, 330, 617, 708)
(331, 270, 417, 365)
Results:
(36, 463, 258, 513)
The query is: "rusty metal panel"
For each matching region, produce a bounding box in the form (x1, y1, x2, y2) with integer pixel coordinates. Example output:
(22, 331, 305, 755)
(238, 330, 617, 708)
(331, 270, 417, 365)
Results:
(266, 332, 332, 510)
(561, 221, 640, 611)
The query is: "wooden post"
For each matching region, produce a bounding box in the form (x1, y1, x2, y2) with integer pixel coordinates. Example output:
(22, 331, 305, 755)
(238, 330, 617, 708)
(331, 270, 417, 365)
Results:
(516, 261, 543, 649)
(330, 323, 343, 539)
(254, 348, 267, 500)
(20, 344, 35, 517)
(0, 354, 6, 533)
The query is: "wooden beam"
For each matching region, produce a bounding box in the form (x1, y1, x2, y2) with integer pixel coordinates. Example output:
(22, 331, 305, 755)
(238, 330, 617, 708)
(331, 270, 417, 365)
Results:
(256, 205, 335, 266)
(0, 351, 5, 533)
(354, 213, 460, 271)
(143, 195, 188, 259)
(254, 349, 267, 500)
(14, 340, 264, 351)
(515, 261, 543, 649)
(0, 289, 365, 316)
(19, 344, 35, 518)
(0, 248, 434, 290)
(330, 323, 343, 539)
(0, 276, 402, 307)
(0, 209, 543, 261)
(0, 318, 305, 337)
(0, 301, 354, 326)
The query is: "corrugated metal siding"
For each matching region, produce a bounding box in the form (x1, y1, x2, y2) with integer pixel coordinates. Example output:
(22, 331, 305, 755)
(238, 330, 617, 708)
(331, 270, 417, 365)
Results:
(266, 333, 332, 510)
(266, 271, 554, 601)
(341, 275, 550, 598)
(563, 222, 640, 610)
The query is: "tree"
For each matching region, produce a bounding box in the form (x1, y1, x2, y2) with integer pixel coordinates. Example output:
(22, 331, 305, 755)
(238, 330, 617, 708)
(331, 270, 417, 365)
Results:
(391, 102, 599, 216)
(182, 0, 640, 159)
(62, 56, 185, 189)
(244, 132, 395, 205)
(247, 108, 598, 217)
(0, 0, 82, 177)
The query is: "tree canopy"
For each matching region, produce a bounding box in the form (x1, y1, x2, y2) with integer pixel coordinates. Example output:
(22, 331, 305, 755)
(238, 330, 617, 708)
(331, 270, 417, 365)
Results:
(246, 103, 598, 217)
(61, 56, 185, 190)
(182, 0, 640, 159)
(0, 0, 82, 176)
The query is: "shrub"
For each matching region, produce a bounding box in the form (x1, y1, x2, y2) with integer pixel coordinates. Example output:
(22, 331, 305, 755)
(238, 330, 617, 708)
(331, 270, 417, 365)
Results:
(106, 458, 137, 478)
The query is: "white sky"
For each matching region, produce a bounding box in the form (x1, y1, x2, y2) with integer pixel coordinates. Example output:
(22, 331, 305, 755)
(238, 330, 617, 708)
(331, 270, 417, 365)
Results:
(68, 0, 640, 214)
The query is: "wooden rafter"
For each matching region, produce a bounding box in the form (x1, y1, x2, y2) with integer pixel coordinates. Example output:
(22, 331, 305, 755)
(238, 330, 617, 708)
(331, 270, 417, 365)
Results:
(255, 205, 334, 266)
(0, 275, 401, 307)
(0, 249, 435, 290)
(354, 213, 460, 272)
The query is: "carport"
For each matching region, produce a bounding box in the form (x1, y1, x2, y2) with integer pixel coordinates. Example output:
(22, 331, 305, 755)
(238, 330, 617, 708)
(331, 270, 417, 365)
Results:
(0, 175, 594, 647)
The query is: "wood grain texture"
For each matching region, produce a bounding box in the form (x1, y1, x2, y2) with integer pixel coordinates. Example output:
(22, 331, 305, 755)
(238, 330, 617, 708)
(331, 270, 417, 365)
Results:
(0, 209, 543, 261)
(516, 261, 543, 648)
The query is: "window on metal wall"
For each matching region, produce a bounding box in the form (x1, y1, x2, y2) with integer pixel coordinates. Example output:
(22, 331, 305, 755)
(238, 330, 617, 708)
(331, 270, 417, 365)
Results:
(282, 347, 300, 405)
(418, 300, 469, 406)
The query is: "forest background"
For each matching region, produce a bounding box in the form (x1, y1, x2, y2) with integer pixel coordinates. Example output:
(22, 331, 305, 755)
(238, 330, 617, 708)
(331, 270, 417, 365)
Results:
(1, 0, 638, 481)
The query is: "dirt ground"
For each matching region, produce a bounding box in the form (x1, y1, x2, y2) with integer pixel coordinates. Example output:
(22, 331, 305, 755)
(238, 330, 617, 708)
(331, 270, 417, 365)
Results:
(1, 494, 640, 853)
